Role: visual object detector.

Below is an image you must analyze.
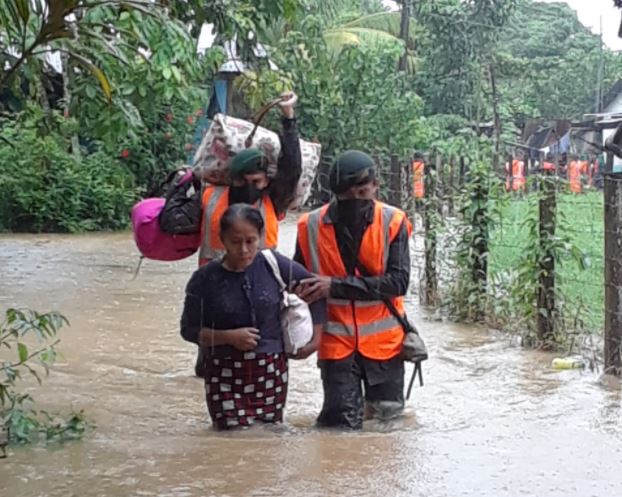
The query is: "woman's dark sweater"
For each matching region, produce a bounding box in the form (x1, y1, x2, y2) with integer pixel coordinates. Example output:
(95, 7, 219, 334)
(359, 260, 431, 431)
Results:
(180, 250, 326, 355)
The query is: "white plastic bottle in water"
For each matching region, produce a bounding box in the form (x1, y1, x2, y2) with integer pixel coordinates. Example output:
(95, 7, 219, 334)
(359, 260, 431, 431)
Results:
(551, 356, 586, 370)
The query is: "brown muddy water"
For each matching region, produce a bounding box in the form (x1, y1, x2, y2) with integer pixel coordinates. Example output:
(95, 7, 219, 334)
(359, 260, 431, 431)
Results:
(1, 219, 621, 497)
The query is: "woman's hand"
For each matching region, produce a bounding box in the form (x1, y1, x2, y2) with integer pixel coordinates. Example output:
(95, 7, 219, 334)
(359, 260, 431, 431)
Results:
(278, 91, 297, 119)
(226, 327, 261, 351)
(289, 339, 318, 360)
(289, 325, 322, 360)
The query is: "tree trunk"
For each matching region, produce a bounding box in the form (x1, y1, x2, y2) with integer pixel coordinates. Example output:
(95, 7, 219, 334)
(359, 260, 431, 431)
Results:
(398, 1, 410, 72)
(490, 63, 501, 174)
(61, 52, 80, 157)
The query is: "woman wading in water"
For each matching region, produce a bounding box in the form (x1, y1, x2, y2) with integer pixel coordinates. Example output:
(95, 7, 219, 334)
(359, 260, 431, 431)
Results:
(181, 204, 325, 429)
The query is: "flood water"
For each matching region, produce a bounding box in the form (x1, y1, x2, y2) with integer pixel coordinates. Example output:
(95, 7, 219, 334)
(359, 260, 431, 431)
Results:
(1, 219, 622, 497)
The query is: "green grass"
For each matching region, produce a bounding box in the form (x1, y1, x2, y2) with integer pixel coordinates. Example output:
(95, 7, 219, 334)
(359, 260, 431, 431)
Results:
(488, 190, 604, 333)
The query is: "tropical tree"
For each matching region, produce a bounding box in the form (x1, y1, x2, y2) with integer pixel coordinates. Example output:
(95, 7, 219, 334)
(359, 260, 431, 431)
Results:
(0, 0, 172, 99)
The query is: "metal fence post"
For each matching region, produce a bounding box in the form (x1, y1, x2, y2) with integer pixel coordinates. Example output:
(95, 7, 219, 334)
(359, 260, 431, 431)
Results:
(604, 168, 622, 374)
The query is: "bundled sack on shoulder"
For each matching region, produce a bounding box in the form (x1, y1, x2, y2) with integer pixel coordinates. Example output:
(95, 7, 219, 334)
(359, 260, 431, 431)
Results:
(192, 105, 321, 208)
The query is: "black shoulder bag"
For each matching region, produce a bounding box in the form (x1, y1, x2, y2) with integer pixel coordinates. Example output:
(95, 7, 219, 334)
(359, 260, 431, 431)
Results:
(354, 260, 428, 399)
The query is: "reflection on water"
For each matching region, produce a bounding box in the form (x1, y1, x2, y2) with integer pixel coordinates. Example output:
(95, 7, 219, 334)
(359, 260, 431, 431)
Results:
(1, 220, 621, 497)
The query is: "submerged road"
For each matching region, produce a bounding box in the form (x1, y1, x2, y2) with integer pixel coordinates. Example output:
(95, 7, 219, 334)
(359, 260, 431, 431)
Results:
(1, 219, 621, 497)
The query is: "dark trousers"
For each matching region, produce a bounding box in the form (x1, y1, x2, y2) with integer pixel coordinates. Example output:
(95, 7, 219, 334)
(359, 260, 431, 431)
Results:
(317, 353, 405, 430)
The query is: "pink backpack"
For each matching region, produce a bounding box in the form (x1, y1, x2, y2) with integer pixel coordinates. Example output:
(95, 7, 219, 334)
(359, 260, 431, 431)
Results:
(131, 197, 201, 261)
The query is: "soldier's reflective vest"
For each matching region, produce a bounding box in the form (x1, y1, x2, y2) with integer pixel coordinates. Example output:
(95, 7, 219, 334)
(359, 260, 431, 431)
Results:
(506, 159, 525, 191)
(567, 160, 582, 194)
(199, 186, 279, 266)
(412, 160, 425, 199)
(297, 201, 411, 361)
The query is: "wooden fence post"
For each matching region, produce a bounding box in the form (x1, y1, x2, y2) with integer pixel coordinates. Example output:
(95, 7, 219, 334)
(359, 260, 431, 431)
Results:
(406, 155, 413, 214)
(448, 156, 455, 215)
(389, 154, 403, 207)
(422, 154, 438, 306)
(459, 156, 466, 189)
(471, 159, 489, 318)
(537, 166, 556, 345)
(604, 169, 622, 374)
(436, 154, 444, 216)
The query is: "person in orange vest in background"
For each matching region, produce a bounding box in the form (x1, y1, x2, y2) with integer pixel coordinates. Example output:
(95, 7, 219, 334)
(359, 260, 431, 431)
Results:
(195, 92, 300, 377)
(412, 152, 425, 202)
(505, 152, 526, 192)
(567, 155, 582, 193)
(294, 150, 413, 429)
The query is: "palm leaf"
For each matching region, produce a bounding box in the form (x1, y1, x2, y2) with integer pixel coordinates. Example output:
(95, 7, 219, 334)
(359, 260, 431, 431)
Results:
(341, 12, 417, 48)
(324, 26, 404, 51)
(323, 29, 363, 49)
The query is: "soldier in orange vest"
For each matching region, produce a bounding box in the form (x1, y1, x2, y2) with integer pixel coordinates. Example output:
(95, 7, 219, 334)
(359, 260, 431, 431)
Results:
(195, 93, 301, 376)
(505, 154, 526, 192)
(294, 151, 413, 429)
(198, 92, 300, 267)
(412, 152, 425, 200)
(567, 156, 582, 193)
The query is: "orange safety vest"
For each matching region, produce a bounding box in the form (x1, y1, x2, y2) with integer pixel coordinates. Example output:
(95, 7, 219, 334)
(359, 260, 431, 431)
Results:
(412, 160, 425, 199)
(567, 161, 582, 193)
(507, 159, 525, 192)
(199, 186, 279, 266)
(297, 201, 412, 361)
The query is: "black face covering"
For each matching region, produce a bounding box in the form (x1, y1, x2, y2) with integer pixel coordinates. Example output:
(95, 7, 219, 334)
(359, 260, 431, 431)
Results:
(229, 183, 264, 205)
(336, 198, 374, 226)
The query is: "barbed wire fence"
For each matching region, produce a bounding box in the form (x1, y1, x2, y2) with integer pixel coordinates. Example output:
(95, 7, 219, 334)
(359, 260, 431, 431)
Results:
(308, 152, 622, 371)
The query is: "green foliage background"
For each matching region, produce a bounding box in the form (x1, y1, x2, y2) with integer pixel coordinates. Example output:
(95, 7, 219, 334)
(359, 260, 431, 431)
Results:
(0, 0, 619, 229)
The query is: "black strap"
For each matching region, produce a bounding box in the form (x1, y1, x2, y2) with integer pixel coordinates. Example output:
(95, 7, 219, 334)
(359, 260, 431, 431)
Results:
(353, 259, 418, 336)
(354, 259, 424, 395)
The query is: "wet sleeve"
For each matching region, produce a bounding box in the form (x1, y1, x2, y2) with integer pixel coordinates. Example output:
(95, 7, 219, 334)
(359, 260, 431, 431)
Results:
(180, 270, 204, 345)
(269, 117, 302, 215)
(275, 251, 326, 325)
(329, 221, 411, 301)
(275, 250, 312, 291)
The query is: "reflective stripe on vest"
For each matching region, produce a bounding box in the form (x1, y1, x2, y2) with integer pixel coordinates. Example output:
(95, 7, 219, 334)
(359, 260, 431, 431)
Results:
(199, 186, 278, 263)
(305, 207, 395, 273)
(298, 201, 412, 361)
(199, 186, 227, 261)
(326, 315, 402, 337)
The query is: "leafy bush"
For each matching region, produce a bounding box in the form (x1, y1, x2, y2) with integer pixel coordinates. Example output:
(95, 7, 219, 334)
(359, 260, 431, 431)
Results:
(1, 308, 86, 457)
(0, 107, 136, 233)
